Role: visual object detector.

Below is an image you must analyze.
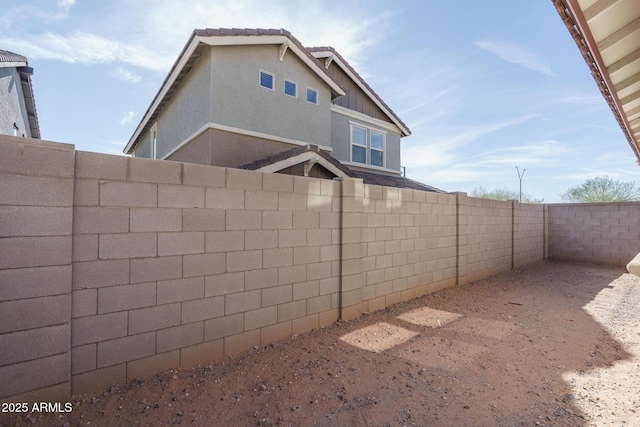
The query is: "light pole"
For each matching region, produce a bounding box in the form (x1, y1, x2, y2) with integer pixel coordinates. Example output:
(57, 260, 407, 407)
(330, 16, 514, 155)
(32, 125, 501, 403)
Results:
(516, 166, 526, 203)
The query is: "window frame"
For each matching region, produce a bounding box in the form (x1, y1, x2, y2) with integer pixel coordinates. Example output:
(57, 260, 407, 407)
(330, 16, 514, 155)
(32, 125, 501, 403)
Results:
(350, 125, 368, 165)
(284, 78, 297, 98)
(369, 130, 385, 167)
(259, 70, 275, 90)
(306, 87, 318, 105)
(349, 123, 386, 168)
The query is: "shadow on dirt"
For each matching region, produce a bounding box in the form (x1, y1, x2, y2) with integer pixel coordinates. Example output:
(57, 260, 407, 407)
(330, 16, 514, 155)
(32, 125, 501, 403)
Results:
(3, 261, 635, 427)
(320, 261, 633, 427)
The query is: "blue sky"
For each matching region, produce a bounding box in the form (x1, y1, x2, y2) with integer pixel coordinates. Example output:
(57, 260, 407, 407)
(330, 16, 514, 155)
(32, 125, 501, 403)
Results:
(2, 0, 638, 202)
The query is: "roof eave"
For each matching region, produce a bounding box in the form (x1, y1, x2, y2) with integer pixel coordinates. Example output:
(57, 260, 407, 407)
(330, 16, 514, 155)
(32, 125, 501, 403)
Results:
(553, 0, 640, 162)
(309, 48, 411, 137)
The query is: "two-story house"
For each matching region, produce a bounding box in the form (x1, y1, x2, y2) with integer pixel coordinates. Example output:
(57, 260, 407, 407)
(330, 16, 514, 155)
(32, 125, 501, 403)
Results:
(0, 49, 40, 139)
(124, 28, 442, 192)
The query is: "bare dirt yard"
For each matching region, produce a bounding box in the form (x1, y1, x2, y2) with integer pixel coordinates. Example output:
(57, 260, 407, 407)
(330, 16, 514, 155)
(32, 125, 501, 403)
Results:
(3, 261, 640, 427)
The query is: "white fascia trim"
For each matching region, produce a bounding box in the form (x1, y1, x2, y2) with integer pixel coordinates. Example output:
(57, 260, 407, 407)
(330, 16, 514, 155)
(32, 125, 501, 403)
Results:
(348, 119, 388, 135)
(0, 62, 28, 68)
(201, 35, 345, 97)
(160, 121, 333, 160)
(315, 53, 410, 136)
(341, 161, 402, 175)
(333, 105, 400, 134)
(253, 151, 348, 178)
(124, 36, 201, 154)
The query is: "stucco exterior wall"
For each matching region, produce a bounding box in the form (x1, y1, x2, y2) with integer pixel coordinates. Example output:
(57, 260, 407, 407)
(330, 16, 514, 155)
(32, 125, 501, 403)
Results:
(155, 48, 213, 159)
(210, 45, 332, 149)
(329, 111, 402, 173)
(133, 44, 333, 161)
(0, 67, 31, 138)
(166, 127, 298, 168)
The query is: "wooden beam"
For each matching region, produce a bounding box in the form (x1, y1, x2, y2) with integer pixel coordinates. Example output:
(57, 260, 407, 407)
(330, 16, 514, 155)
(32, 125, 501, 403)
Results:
(608, 47, 640, 74)
(626, 104, 640, 118)
(614, 70, 640, 92)
(584, 0, 619, 22)
(597, 16, 640, 52)
(620, 88, 640, 106)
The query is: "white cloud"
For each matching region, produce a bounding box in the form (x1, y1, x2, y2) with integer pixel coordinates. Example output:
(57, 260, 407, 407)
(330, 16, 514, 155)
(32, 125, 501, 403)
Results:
(3, 31, 173, 71)
(112, 66, 142, 83)
(401, 114, 539, 169)
(119, 111, 135, 126)
(474, 39, 553, 76)
(57, 0, 76, 10)
(0, 0, 382, 74)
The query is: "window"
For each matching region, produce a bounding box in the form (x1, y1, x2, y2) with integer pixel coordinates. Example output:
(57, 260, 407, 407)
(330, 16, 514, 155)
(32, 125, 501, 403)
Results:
(350, 124, 386, 167)
(370, 131, 384, 167)
(306, 87, 318, 104)
(284, 79, 297, 97)
(260, 70, 274, 90)
(351, 126, 367, 164)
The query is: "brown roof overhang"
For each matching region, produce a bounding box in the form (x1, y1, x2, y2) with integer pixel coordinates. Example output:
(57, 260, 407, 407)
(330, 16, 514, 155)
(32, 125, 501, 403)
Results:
(553, 0, 640, 162)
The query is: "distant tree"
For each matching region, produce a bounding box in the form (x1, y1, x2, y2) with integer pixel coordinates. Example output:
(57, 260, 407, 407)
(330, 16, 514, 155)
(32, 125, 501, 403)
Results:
(470, 186, 543, 204)
(560, 176, 640, 202)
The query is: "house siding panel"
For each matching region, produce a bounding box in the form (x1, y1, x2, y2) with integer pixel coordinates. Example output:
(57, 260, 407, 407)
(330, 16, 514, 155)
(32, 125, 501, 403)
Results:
(327, 61, 388, 121)
(210, 45, 331, 148)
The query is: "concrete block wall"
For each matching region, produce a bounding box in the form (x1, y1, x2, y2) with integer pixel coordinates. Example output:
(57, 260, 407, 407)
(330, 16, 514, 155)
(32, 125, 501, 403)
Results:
(457, 193, 513, 285)
(514, 203, 545, 268)
(548, 203, 640, 266)
(2, 136, 560, 402)
(338, 181, 457, 320)
(0, 137, 74, 402)
(69, 152, 341, 395)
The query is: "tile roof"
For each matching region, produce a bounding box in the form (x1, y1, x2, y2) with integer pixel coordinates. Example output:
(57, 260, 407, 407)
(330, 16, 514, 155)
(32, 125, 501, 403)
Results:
(239, 144, 352, 175)
(239, 144, 446, 193)
(0, 49, 28, 64)
(350, 170, 447, 193)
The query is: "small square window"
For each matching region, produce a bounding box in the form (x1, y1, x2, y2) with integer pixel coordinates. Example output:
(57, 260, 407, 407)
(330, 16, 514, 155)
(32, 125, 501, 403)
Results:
(284, 79, 297, 97)
(260, 71, 274, 89)
(306, 88, 318, 104)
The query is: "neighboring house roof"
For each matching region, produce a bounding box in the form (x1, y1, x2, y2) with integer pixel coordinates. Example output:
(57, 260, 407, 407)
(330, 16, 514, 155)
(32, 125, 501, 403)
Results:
(239, 144, 353, 177)
(0, 49, 40, 139)
(124, 28, 346, 155)
(240, 144, 446, 193)
(307, 46, 411, 137)
(350, 170, 447, 193)
(553, 0, 640, 162)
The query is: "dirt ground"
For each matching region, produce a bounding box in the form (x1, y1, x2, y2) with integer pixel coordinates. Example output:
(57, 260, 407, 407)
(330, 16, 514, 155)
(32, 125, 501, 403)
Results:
(3, 260, 640, 427)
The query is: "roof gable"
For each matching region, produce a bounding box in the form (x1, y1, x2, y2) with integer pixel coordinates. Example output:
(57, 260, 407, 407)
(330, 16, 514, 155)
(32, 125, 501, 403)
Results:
(307, 47, 411, 137)
(124, 28, 346, 154)
(1, 49, 40, 139)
